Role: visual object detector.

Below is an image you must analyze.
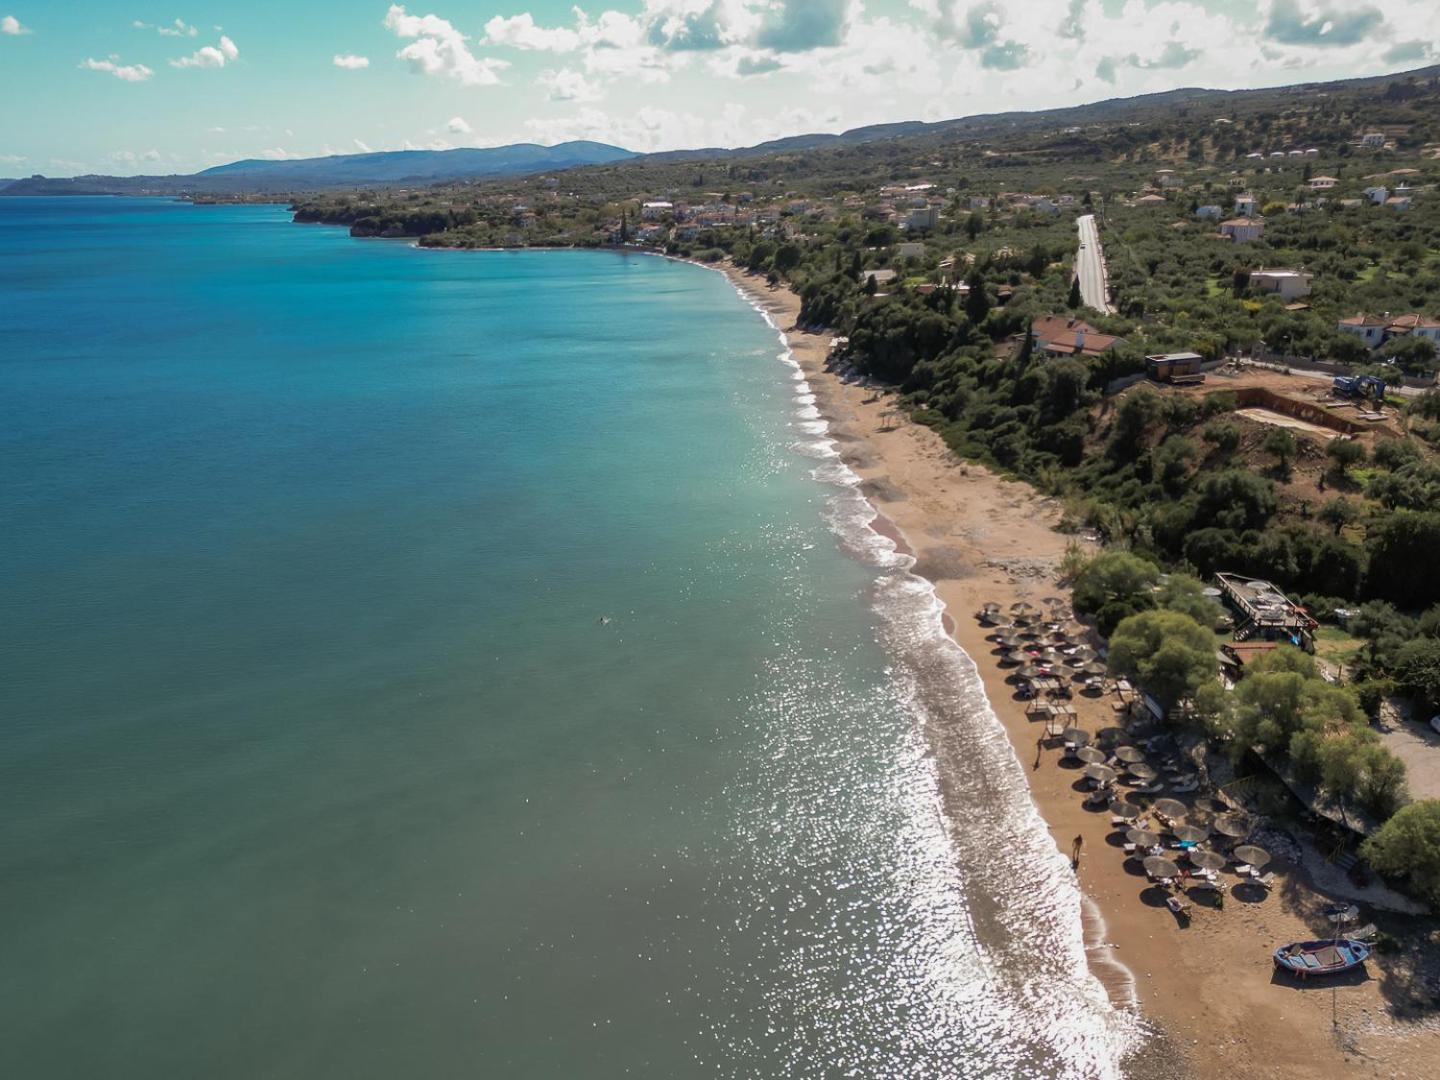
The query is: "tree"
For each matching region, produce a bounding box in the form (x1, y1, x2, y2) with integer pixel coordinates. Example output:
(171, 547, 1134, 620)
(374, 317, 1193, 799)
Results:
(1262, 427, 1296, 475)
(1108, 609, 1218, 709)
(1072, 551, 1160, 633)
(1366, 510, 1440, 608)
(772, 242, 802, 275)
(1156, 574, 1226, 629)
(1393, 637, 1440, 713)
(1067, 276, 1082, 309)
(1362, 800, 1440, 905)
(1195, 470, 1276, 532)
(1318, 497, 1358, 535)
(1326, 438, 1366, 477)
(965, 211, 984, 239)
(964, 269, 989, 323)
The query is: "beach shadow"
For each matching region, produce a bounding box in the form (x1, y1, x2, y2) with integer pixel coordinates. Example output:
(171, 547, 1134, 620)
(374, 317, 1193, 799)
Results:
(1183, 886, 1227, 909)
(1139, 885, 1172, 908)
(1232, 883, 1271, 905)
(1105, 832, 1128, 848)
(1270, 965, 1370, 991)
(1124, 861, 1149, 879)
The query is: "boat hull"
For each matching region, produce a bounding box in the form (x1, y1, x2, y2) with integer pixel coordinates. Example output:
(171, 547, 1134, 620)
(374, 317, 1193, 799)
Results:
(1273, 939, 1371, 977)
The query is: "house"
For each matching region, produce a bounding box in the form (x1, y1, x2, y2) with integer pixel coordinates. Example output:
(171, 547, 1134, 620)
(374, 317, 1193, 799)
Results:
(1135, 193, 1168, 206)
(641, 201, 673, 221)
(1234, 193, 1257, 215)
(1030, 316, 1125, 358)
(1249, 268, 1313, 300)
(903, 205, 939, 230)
(1215, 573, 1317, 651)
(967, 196, 991, 210)
(1336, 313, 1390, 348)
(1307, 175, 1338, 190)
(1304, 148, 1320, 157)
(1145, 352, 1206, 383)
(1386, 314, 1440, 344)
(1386, 195, 1412, 211)
(1195, 205, 1223, 219)
(1220, 217, 1265, 242)
(1363, 185, 1388, 204)
(896, 241, 925, 260)
(1360, 132, 1386, 148)
(862, 268, 897, 288)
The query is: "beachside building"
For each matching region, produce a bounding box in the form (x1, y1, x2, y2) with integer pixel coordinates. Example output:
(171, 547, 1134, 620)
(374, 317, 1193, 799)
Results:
(1363, 185, 1388, 205)
(1249, 268, 1313, 300)
(641, 201, 673, 221)
(1219, 217, 1266, 242)
(1030, 316, 1125, 358)
(1233, 193, 1257, 215)
(1360, 132, 1386, 149)
(1386, 195, 1413, 211)
(1135, 193, 1168, 206)
(1195, 204, 1223, 219)
(1215, 572, 1317, 651)
(1336, 313, 1390, 348)
(1307, 175, 1338, 190)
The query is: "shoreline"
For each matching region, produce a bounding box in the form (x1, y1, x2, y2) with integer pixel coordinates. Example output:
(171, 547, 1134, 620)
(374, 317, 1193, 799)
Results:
(715, 261, 1434, 1080)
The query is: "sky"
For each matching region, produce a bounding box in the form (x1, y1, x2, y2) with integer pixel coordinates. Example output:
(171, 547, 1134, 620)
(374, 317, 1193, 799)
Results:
(1, 1, 1438, 176)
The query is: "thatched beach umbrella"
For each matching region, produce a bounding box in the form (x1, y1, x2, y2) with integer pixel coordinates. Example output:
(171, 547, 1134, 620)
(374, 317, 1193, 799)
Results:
(1011, 601, 1039, 616)
(1187, 848, 1227, 872)
(1171, 823, 1210, 844)
(1096, 726, 1128, 746)
(1144, 856, 1181, 880)
(1062, 727, 1090, 746)
(1075, 746, 1108, 765)
(1127, 762, 1160, 782)
(1213, 814, 1250, 839)
(1018, 664, 1049, 680)
(1233, 845, 1271, 870)
(1113, 745, 1146, 765)
(1152, 798, 1188, 820)
(1109, 798, 1143, 820)
(1082, 661, 1108, 677)
(1126, 828, 1160, 848)
(1084, 763, 1118, 786)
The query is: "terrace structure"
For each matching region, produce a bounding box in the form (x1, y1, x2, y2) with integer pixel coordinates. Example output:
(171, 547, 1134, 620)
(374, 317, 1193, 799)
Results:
(1215, 573, 1317, 651)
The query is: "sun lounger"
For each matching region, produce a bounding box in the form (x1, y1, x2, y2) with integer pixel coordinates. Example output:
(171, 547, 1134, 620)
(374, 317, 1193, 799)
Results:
(1254, 872, 1276, 890)
(1350, 923, 1378, 941)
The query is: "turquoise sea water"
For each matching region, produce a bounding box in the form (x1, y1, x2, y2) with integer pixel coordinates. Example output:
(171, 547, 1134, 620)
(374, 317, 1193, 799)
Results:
(0, 198, 1130, 1078)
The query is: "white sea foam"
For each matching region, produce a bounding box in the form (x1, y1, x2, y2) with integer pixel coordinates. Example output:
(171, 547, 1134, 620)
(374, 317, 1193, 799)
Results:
(715, 269, 1141, 1074)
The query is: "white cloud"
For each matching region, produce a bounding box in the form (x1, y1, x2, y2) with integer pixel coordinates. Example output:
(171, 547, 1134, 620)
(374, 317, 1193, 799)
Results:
(0, 152, 27, 163)
(2, 14, 30, 34)
(135, 18, 199, 37)
(333, 53, 370, 68)
(447, 115, 473, 133)
(353, 138, 374, 152)
(257, 147, 303, 160)
(171, 34, 239, 69)
(483, 13, 580, 51)
(383, 4, 509, 85)
(80, 56, 154, 81)
(538, 67, 601, 101)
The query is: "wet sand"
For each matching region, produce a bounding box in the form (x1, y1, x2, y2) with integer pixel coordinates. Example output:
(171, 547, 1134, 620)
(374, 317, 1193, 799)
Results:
(718, 263, 1436, 1080)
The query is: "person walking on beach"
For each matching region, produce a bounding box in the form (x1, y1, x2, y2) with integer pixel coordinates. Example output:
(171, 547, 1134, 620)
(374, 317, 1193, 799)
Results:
(1070, 834, 1084, 869)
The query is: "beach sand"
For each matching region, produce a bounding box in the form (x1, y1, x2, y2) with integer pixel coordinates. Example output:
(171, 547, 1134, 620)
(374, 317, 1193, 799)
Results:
(718, 263, 1436, 1080)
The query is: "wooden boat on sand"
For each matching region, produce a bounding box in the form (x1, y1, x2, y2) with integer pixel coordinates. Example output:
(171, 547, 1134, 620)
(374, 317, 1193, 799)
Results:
(1273, 939, 1370, 978)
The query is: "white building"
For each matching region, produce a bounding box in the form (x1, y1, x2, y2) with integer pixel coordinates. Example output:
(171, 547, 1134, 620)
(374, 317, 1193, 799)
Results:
(1249, 268, 1313, 300)
(641, 201, 673, 221)
(1234, 193, 1257, 215)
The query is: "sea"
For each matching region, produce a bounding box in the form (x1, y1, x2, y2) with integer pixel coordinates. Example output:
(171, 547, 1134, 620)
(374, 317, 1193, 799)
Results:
(0, 197, 1134, 1078)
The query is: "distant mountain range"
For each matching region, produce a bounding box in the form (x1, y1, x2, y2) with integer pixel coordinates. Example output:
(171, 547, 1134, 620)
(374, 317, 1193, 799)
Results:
(5, 63, 1437, 198)
(0, 141, 637, 196)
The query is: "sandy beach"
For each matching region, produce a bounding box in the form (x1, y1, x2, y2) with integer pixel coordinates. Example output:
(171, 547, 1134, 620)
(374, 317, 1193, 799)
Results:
(717, 263, 1437, 1079)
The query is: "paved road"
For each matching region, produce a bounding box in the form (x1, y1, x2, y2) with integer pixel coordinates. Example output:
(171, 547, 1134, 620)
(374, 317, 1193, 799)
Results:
(1074, 213, 1112, 314)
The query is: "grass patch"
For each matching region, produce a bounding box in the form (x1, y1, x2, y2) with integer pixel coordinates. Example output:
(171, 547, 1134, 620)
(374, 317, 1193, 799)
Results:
(1314, 625, 1364, 669)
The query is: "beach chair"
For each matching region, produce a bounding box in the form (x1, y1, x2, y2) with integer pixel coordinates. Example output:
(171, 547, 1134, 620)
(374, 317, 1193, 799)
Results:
(1253, 872, 1276, 890)
(1166, 895, 1192, 918)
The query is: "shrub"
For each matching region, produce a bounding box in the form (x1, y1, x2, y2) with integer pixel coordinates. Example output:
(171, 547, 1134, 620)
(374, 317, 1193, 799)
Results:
(1362, 801, 1440, 905)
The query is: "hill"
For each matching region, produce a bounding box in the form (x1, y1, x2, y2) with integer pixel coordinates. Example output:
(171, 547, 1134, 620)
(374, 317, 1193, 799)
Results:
(0, 141, 637, 197)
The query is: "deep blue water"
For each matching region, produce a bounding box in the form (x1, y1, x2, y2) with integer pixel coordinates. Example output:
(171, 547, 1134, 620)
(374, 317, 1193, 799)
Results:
(0, 198, 1127, 1078)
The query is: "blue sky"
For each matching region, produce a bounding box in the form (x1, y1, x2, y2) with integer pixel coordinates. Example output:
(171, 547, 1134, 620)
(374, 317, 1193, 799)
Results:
(1, 1, 1436, 175)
